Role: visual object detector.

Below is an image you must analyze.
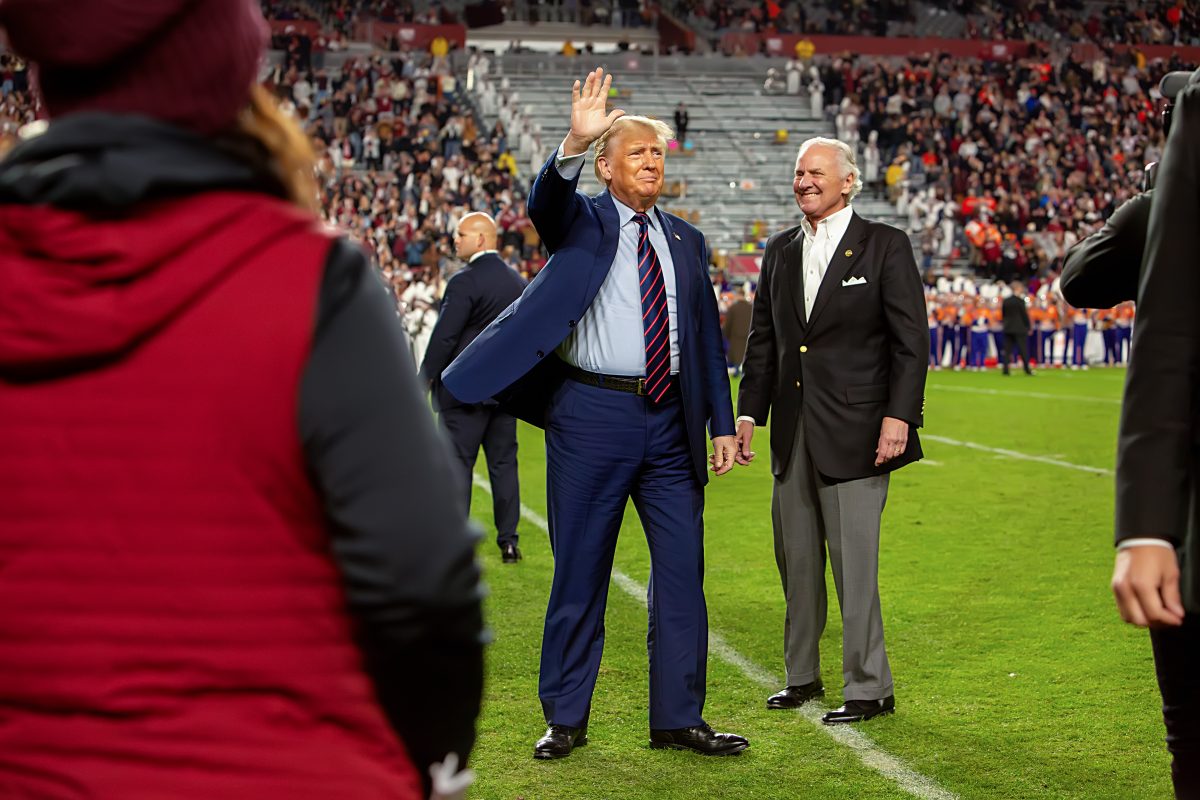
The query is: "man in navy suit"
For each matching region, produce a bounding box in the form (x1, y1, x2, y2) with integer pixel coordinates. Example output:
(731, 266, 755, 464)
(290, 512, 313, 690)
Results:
(420, 212, 528, 563)
(442, 68, 747, 759)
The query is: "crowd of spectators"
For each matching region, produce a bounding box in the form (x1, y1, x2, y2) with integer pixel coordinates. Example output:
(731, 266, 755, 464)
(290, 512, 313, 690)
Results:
(0, 53, 33, 157)
(263, 1, 461, 41)
(673, 0, 914, 39)
(959, 0, 1200, 47)
(667, 0, 1199, 51)
(262, 47, 548, 357)
(266, 0, 660, 29)
(793, 46, 1177, 283)
(9, 0, 1196, 331)
(261, 0, 321, 21)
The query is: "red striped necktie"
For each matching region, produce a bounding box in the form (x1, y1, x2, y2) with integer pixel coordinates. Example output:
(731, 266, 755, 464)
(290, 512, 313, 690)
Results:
(634, 212, 671, 403)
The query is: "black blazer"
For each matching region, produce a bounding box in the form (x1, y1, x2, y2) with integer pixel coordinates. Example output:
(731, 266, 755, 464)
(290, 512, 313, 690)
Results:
(1116, 84, 1200, 613)
(419, 252, 527, 411)
(1001, 295, 1031, 335)
(737, 212, 929, 482)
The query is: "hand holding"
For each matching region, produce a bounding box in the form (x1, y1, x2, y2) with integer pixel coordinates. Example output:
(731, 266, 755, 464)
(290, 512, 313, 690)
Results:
(1111, 545, 1185, 628)
(710, 435, 736, 476)
(735, 420, 756, 466)
(564, 68, 626, 156)
(874, 416, 908, 467)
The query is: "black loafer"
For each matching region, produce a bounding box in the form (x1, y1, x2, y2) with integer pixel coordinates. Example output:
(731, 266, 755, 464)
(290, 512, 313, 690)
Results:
(501, 542, 522, 564)
(766, 682, 825, 709)
(821, 695, 895, 725)
(533, 724, 587, 759)
(649, 723, 748, 755)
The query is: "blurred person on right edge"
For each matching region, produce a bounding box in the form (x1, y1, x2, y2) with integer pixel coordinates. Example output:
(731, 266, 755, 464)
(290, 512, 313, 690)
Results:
(735, 137, 928, 725)
(1105, 69, 1200, 800)
(1058, 72, 1198, 310)
(0, 1, 482, 799)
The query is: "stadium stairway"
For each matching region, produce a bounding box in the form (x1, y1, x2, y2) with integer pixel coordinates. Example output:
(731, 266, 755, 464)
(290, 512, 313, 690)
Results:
(470, 56, 909, 258)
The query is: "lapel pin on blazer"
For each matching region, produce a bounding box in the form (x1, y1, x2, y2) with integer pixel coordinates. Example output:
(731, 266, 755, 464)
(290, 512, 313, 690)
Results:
(674, 232, 682, 240)
(845, 249, 853, 257)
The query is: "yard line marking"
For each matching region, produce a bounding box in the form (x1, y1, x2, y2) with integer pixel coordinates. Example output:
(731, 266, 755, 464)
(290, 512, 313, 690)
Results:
(920, 459, 943, 467)
(927, 384, 1120, 405)
(922, 435, 1112, 476)
(472, 473, 960, 800)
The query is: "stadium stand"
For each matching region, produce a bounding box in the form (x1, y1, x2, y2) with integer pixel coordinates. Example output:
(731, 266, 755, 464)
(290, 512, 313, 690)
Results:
(6, 0, 1186, 364)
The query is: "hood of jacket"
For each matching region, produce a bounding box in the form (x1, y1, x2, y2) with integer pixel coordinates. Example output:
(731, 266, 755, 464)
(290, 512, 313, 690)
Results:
(0, 113, 313, 376)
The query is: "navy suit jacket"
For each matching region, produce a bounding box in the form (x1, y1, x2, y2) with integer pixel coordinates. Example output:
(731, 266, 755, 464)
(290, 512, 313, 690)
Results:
(418, 252, 527, 412)
(442, 152, 734, 485)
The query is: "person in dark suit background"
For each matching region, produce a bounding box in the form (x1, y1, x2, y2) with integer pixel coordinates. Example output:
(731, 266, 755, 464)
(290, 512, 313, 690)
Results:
(420, 212, 528, 564)
(442, 68, 747, 759)
(723, 286, 752, 376)
(1000, 282, 1034, 376)
(674, 101, 689, 145)
(736, 137, 928, 725)
(1111, 74, 1200, 800)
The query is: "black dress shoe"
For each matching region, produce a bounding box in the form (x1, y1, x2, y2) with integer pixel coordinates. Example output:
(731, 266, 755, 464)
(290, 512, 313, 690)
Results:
(766, 682, 824, 709)
(821, 695, 895, 725)
(649, 723, 748, 755)
(533, 724, 587, 759)
(500, 542, 522, 564)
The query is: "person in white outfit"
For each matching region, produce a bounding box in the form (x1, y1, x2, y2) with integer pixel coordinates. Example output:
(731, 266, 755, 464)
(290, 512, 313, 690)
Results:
(809, 74, 825, 120)
(861, 130, 880, 197)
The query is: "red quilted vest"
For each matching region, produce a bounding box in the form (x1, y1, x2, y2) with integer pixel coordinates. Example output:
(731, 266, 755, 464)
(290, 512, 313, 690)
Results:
(0, 192, 421, 799)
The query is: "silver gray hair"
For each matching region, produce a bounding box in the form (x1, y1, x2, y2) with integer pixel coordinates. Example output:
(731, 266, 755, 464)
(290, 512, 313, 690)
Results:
(797, 137, 863, 202)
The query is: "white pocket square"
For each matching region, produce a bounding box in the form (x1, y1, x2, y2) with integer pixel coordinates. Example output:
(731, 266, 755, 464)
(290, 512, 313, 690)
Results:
(842, 276, 867, 287)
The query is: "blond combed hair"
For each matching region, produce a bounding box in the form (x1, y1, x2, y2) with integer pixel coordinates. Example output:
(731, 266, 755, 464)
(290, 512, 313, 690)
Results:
(592, 115, 674, 185)
(236, 85, 320, 213)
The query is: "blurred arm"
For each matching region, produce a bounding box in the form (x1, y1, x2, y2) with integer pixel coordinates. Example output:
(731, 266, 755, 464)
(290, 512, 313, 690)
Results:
(1060, 191, 1151, 309)
(300, 240, 485, 791)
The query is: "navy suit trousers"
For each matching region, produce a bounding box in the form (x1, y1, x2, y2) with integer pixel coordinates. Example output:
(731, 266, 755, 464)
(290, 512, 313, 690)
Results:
(539, 377, 707, 730)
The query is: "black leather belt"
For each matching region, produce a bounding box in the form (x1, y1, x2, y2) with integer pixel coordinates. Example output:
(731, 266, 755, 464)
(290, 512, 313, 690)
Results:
(564, 364, 675, 396)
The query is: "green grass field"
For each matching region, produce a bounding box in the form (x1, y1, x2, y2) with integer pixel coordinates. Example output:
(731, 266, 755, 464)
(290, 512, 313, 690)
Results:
(464, 366, 1170, 800)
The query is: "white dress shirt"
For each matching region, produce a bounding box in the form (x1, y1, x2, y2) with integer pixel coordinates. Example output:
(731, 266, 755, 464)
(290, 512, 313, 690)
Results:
(799, 203, 854, 322)
(467, 249, 499, 263)
(736, 204, 855, 428)
(551, 141, 680, 376)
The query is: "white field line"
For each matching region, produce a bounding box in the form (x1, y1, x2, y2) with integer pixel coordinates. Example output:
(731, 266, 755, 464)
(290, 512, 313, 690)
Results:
(919, 459, 943, 467)
(921, 435, 1112, 476)
(472, 474, 959, 800)
(927, 384, 1120, 405)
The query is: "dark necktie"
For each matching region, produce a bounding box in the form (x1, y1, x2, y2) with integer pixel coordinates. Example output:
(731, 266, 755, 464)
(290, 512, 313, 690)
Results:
(634, 212, 671, 403)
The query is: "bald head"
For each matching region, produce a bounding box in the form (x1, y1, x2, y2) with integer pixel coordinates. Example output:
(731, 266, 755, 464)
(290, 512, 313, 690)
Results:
(454, 212, 498, 260)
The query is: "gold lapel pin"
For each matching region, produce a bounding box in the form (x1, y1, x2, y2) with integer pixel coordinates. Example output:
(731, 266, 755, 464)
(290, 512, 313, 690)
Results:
(844, 249, 853, 257)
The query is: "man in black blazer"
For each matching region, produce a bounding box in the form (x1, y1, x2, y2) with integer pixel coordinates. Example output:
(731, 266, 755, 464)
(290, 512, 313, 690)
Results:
(736, 137, 928, 724)
(1112, 76, 1200, 799)
(1000, 283, 1034, 376)
(420, 212, 528, 563)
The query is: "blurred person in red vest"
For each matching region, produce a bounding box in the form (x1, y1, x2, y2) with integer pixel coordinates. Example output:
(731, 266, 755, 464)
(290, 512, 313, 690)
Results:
(0, 1, 483, 798)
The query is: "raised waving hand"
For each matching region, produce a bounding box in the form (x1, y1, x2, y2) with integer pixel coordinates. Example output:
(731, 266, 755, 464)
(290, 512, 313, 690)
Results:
(564, 67, 626, 156)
